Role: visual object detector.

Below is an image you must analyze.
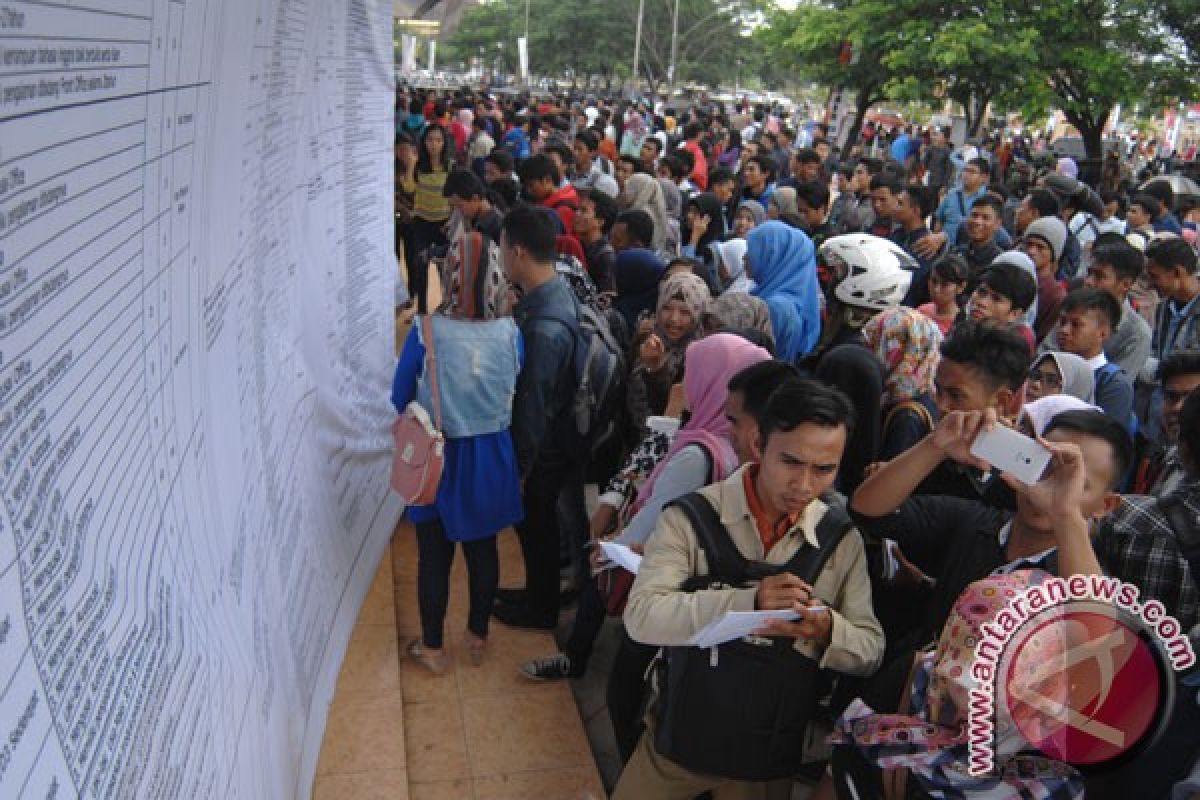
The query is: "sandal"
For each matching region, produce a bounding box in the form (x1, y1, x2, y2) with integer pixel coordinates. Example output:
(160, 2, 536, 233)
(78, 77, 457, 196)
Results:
(463, 633, 486, 667)
(406, 638, 447, 675)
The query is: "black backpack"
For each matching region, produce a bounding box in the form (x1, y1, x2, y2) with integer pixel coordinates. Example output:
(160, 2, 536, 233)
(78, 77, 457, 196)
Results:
(653, 493, 855, 781)
(541, 294, 627, 463)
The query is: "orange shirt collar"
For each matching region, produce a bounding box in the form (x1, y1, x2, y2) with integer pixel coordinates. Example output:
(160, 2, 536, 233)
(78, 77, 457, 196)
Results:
(742, 465, 802, 554)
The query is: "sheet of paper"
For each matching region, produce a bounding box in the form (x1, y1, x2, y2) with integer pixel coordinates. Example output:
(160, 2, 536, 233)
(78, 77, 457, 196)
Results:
(600, 541, 643, 574)
(0, 1, 400, 797)
(687, 609, 802, 648)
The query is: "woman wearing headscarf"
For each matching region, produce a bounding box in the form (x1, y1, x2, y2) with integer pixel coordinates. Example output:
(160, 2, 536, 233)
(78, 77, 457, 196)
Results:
(732, 199, 766, 238)
(621, 173, 673, 257)
(681, 192, 728, 293)
(1025, 351, 1096, 403)
(713, 237, 753, 293)
(1018, 394, 1100, 437)
(391, 232, 522, 674)
(657, 177, 684, 255)
(613, 248, 666, 332)
(620, 107, 648, 157)
(768, 186, 800, 220)
(700, 292, 775, 352)
(863, 307, 943, 460)
(746, 220, 823, 361)
(626, 272, 710, 434)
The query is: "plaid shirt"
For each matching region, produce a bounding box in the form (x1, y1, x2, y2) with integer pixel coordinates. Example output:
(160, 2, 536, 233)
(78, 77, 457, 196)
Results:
(1093, 484, 1199, 631)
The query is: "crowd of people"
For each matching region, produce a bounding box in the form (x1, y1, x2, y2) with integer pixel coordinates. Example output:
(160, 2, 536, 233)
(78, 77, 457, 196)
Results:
(392, 86, 1200, 800)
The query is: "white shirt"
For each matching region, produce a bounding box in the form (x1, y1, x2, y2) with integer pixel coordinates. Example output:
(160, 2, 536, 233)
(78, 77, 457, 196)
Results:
(1083, 352, 1108, 370)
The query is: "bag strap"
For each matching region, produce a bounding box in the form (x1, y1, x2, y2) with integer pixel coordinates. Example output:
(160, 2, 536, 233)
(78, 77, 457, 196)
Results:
(884, 399, 934, 438)
(671, 492, 751, 586)
(1156, 493, 1200, 588)
(419, 315, 443, 431)
(777, 506, 855, 585)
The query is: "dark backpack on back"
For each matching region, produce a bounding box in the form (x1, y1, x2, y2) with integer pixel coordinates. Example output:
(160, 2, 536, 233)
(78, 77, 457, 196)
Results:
(542, 294, 627, 463)
(652, 493, 855, 781)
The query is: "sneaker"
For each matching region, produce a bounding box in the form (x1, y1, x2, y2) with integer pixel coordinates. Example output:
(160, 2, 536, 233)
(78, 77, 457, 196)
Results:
(520, 653, 580, 681)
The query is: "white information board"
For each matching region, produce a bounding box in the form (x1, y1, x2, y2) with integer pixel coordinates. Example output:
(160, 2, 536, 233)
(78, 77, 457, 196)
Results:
(0, 1, 401, 797)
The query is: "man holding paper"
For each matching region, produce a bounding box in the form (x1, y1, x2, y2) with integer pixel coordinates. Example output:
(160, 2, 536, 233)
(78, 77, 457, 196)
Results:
(613, 379, 884, 799)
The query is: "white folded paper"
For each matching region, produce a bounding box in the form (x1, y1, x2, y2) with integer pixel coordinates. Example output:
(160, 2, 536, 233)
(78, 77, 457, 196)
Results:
(686, 607, 826, 648)
(599, 541, 643, 575)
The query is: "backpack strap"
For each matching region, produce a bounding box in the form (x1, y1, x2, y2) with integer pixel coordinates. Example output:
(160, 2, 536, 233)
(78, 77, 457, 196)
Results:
(1156, 493, 1200, 589)
(776, 505, 856, 586)
(670, 492, 752, 588)
(884, 399, 934, 438)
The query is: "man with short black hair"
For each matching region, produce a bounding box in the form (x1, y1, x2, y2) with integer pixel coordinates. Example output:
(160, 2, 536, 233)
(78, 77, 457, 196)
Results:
(922, 156, 990, 256)
(708, 166, 738, 232)
(966, 260, 1038, 351)
(573, 189, 618, 293)
(867, 173, 903, 238)
(828, 158, 877, 234)
(783, 147, 822, 188)
(614, 379, 883, 798)
(740, 154, 777, 212)
(442, 168, 503, 242)
(495, 207, 582, 629)
(610, 209, 655, 253)
(851, 406, 1127, 657)
(571, 130, 618, 197)
(953, 193, 1005, 275)
(484, 149, 516, 185)
(1133, 350, 1200, 493)
(893, 183, 938, 306)
(518, 153, 580, 236)
(639, 136, 663, 171)
(1042, 233, 1151, 377)
(794, 181, 834, 248)
(1056, 287, 1136, 429)
(1014, 186, 1062, 236)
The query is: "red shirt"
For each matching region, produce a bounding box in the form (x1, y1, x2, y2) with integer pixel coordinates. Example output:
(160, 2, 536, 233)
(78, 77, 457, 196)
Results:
(541, 183, 580, 234)
(683, 141, 708, 190)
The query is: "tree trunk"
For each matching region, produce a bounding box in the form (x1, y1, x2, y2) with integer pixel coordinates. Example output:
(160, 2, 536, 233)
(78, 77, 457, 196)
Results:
(968, 91, 993, 139)
(842, 85, 876, 153)
(1063, 106, 1110, 160)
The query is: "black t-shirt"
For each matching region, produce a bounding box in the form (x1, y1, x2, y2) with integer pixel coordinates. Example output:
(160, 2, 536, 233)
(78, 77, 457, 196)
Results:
(583, 239, 616, 294)
(917, 459, 1017, 511)
(852, 495, 1013, 648)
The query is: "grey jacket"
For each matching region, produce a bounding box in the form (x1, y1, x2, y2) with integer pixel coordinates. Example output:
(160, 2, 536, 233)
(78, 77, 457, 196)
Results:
(1042, 298, 1152, 380)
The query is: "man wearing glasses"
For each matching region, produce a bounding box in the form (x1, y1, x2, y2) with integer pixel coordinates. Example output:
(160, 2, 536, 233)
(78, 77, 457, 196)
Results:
(917, 156, 992, 259)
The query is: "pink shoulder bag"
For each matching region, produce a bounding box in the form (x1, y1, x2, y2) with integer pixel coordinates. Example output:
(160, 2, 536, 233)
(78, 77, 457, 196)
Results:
(390, 316, 445, 505)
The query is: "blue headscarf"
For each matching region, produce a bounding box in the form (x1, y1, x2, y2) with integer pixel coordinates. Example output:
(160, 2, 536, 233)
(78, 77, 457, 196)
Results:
(614, 248, 666, 330)
(746, 221, 821, 360)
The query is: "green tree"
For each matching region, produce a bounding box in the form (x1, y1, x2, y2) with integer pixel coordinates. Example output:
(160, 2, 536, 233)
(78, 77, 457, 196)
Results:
(881, 4, 1039, 138)
(759, 1, 900, 147)
(1017, 0, 1193, 159)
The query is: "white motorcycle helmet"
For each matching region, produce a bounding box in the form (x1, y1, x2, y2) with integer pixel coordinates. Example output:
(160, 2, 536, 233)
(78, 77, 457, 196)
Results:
(819, 234, 915, 312)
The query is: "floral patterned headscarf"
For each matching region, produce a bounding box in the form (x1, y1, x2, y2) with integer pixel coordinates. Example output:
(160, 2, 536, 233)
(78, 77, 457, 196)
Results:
(863, 306, 942, 404)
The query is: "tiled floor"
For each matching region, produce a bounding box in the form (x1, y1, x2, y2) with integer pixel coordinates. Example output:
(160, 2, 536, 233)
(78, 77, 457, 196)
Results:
(313, 525, 606, 800)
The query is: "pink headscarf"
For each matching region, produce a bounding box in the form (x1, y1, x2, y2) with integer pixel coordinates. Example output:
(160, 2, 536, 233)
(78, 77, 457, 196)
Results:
(634, 333, 771, 509)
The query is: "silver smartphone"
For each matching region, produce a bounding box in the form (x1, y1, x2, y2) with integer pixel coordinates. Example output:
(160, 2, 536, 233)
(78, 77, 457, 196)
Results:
(969, 424, 1052, 485)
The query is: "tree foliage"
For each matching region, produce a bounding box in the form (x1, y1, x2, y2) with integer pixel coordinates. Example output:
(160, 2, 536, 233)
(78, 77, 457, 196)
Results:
(764, 0, 1195, 159)
(440, 0, 762, 92)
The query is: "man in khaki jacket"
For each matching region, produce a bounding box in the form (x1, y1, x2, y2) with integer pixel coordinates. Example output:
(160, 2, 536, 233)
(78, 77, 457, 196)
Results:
(614, 379, 885, 800)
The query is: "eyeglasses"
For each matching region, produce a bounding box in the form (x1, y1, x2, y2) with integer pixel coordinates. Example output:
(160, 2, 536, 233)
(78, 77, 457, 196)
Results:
(1027, 369, 1062, 388)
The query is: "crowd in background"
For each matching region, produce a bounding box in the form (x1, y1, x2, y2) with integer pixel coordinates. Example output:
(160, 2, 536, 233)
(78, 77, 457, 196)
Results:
(392, 86, 1200, 800)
